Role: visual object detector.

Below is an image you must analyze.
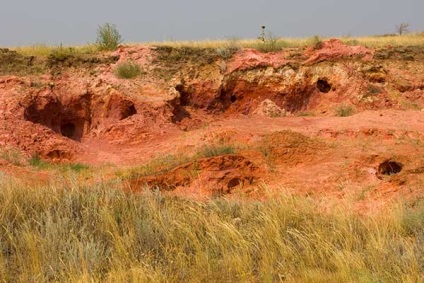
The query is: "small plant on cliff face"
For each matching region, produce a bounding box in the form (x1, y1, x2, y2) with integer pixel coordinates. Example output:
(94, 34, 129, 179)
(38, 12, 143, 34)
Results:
(196, 144, 236, 158)
(114, 60, 142, 79)
(29, 154, 49, 169)
(96, 23, 123, 51)
(335, 104, 354, 117)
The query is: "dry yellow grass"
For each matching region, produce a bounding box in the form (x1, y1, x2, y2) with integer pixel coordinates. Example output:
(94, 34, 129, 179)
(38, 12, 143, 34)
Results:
(342, 34, 424, 48)
(9, 33, 424, 57)
(141, 34, 424, 49)
(0, 169, 423, 282)
(10, 44, 98, 57)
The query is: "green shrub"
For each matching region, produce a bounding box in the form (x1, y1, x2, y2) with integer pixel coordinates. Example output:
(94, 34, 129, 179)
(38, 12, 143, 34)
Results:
(29, 154, 49, 169)
(96, 23, 123, 51)
(308, 35, 323, 49)
(114, 60, 142, 79)
(335, 104, 355, 117)
(254, 33, 287, 53)
(46, 46, 77, 68)
(68, 163, 90, 172)
(48, 45, 75, 60)
(343, 39, 360, 46)
(196, 144, 236, 158)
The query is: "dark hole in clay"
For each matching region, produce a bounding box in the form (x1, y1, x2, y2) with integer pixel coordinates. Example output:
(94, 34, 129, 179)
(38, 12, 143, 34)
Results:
(378, 160, 403, 176)
(176, 84, 189, 106)
(121, 104, 137, 120)
(317, 79, 332, 93)
(60, 122, 76, 139)
(227, 178, 241, 189)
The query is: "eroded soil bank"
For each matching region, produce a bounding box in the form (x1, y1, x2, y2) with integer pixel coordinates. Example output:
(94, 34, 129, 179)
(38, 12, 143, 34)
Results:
(1, 40, 424, 211)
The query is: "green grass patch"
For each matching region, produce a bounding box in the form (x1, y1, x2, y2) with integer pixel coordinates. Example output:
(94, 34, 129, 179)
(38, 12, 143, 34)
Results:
(249, 36, 289, 53)
(196, 144, 236, 158)
(29, 154, 50, 169)
(113, 60, 142, 79)
(29, 155, 89, 172)
(67, 163, 90, 172)
(335, 104, 355, 117)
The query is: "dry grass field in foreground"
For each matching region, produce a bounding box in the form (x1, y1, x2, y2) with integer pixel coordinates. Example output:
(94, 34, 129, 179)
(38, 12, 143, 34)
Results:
(0, 172, 423, 282)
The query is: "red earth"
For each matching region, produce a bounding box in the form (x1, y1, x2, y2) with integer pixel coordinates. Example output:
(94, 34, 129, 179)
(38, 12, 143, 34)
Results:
(1, 40, 424, 212)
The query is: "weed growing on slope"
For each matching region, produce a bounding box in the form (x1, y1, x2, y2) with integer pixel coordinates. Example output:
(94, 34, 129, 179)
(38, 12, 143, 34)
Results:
(196, 144, 236, 158)
(113, 60, 142, 79)
(29, 154, 89, 172)
(29, 154, 50, 169)
(335, 104, 355, 117)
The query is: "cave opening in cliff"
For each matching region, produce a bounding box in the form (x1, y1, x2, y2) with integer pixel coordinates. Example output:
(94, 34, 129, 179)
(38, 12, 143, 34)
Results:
(317, 79, 331, 93)
(120, 103, 137, 120)
(378, 160, 403, 176)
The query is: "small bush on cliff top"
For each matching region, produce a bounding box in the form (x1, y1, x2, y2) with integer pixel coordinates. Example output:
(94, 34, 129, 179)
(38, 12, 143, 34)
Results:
(47, 45, 76, 65)
(308, 35, 323, 50)
(96, 22, 123, 51)
(114, 60, 142, 79)
(252, 32, 288, 53)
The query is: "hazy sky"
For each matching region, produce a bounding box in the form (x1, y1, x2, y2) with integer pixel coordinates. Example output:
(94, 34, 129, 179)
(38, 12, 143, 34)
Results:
(1, 0, 422, 46)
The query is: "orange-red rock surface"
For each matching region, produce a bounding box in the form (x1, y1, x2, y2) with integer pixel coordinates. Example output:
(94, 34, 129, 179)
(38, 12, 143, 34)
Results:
(1, 40, 424, 211)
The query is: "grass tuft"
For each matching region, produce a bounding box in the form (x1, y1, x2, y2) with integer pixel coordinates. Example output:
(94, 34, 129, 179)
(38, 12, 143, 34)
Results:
(335, 104, 355, 117)
(251, 33, 288, 53)
(196, 144, 236, 158)
(29, 154, 49, 169)
(308, 35, 324, 49)
(113, 60, 142, 79)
